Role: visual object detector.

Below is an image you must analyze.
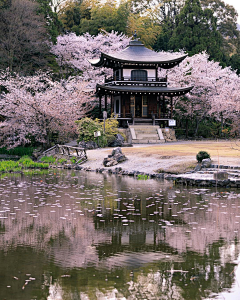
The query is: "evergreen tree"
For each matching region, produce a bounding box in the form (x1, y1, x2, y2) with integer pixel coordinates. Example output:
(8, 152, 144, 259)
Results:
(36, 0, 63, 43)
(169, 0, 223, 61)
(0, 0, 51, 74)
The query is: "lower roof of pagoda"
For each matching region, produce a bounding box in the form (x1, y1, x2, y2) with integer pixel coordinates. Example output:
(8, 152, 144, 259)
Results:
(96, 84, 193, 97)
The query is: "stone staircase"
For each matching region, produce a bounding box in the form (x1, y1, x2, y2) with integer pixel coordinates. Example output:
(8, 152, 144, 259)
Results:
(129, 125, 166, 144)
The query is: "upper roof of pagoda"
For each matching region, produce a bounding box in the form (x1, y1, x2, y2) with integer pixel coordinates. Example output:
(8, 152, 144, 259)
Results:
(89, 39, 187, 69)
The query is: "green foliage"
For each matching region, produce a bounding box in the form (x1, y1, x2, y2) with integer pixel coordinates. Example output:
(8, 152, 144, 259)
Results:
(169, 0, 223, 62)
(36, 0, 63, 44)
(70, 157, 77, 164)
(137, 174, 149, 180)
(40, 156, 56, 163)
(18, 156, 49, 169)
(75, 117, 103, 143)
(0, 146, 34, 157)
(196, 151, 210, 163)
(76, 114, 120, 147)
(0, 161, 21, 172)
(0, 156, 49, 172)
(59, 0, 129, 36)
(57, 158, 67, 164)
(229, 54, 240, 75)
(104, 114, 120, 145)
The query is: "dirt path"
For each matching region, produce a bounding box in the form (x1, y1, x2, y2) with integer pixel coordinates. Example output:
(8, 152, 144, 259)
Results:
(82, 140, 240, 174)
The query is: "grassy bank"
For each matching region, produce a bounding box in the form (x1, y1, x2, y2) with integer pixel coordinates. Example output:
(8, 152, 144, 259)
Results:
(0, 156, 49, 173)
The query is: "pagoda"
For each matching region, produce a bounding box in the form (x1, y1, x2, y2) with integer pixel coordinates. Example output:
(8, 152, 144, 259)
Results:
(89, 33, 193, 142)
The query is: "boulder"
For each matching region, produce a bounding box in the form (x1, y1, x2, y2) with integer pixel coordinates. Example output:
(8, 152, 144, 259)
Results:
(201, 158, 211, 168)
(78, 141, 98, 149)
(213, 171, 228, 180)
(108, 134, 125, 147)
(103, 147, 127, 167)
(194, 164, 202, 172)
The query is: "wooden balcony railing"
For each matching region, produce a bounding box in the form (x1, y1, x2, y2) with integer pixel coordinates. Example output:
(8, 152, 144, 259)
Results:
(105, 76, 167, 84)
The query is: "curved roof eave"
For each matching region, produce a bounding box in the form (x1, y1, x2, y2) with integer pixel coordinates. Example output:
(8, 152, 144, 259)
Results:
(96, 84, 194, 95)
(89, 52, 188, 68)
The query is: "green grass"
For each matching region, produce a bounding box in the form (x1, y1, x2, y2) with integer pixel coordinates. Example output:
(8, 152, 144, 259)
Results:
(57, 158, 67, 164)
(0, 156, 49, 173)
(40, 156, 56, 163)
(0, 161, 21, 172)
(137, 174, 149, 180)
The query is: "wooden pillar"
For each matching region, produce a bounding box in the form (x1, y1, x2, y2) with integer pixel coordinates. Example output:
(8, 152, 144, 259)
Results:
(99, 95, 102, 118)
(170, 96, 173, 118)
(163, 95, 166, 115)
(111, 95, 113, 114)
(104, 95, 107, 112)
(158, 95, 161, 118)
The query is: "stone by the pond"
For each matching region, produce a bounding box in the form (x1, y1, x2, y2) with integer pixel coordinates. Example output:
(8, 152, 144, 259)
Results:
(78, 141, 98, 149)
(201, 158, 211, 168)
(194, 164, 202, 172)
(103, 147, 127, 167)
(213, 171, 228, 180)
(108, 134, 125, 147)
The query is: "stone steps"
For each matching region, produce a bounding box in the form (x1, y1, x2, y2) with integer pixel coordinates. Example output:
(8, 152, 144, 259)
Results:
(132, 139, 165, 144)
(129, 125, 165, 144)
(137, 134, 159, 139)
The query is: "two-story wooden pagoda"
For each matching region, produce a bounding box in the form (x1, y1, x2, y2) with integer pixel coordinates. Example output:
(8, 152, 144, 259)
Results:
(90, 34, 192, 121)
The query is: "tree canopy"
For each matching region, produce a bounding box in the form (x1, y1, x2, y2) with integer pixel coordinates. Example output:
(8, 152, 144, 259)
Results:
(0, 0, 51, 74)
(169, 0, 223, 61)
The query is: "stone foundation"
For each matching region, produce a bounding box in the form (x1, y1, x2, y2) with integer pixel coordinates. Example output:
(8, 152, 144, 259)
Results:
(161, 128, 177, 141)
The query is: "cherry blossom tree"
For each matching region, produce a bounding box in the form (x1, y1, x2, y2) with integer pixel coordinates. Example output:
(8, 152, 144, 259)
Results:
(0, 31, 130, 148)
(50, 31, 131, 86)
(0, 70, 94, 148)
(159, 52, 240, 136)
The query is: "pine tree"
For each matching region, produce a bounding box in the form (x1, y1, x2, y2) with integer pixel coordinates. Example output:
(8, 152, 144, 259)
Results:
(169, 0, 223, 62)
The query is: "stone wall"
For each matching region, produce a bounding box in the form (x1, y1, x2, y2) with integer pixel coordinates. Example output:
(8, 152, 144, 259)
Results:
(161, 128, 177, 141)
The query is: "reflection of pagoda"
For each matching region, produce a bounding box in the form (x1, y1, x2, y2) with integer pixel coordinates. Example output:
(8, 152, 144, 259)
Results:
(90, 33, 193, 142)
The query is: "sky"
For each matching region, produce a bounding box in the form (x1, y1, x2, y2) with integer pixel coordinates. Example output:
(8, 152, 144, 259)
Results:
(223, 0, 240, 23)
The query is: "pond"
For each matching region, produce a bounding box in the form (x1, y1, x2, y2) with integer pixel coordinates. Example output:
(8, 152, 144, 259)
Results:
(0, 170, 240, 300)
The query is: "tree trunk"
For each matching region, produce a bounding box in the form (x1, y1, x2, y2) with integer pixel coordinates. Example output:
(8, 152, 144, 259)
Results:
(195, 118, 199, 137)
(220, 113, 223, 137)
(185, 119, 189, 138)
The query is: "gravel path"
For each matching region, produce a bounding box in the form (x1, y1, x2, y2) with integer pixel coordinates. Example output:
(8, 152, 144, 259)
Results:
(81, 143, 240, 174)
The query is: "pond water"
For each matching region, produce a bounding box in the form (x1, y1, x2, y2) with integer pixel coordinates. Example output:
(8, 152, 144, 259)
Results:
(0, 170, 240, 300)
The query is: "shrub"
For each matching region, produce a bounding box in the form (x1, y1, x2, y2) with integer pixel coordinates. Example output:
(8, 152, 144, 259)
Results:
(196, 151, 211, 163)
(75, 114, 120, 147)
(75, 117, 102, 143)
(0, 146, 34, 157)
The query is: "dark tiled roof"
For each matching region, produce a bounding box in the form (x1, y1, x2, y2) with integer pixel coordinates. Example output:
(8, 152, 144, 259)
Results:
(96, 83, 193, 96)
(89, 40, 187, 68)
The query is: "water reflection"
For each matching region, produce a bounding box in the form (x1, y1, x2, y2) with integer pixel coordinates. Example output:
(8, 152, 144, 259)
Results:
(0, 171, 240, 299)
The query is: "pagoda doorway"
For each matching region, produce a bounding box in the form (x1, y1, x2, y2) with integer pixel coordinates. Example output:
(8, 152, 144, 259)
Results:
(130, 95, 148, 118)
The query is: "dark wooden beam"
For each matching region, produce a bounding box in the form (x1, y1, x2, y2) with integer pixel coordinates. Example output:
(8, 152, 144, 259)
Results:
(99, 96, 102, 118)
(105, 95, 107, 111)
